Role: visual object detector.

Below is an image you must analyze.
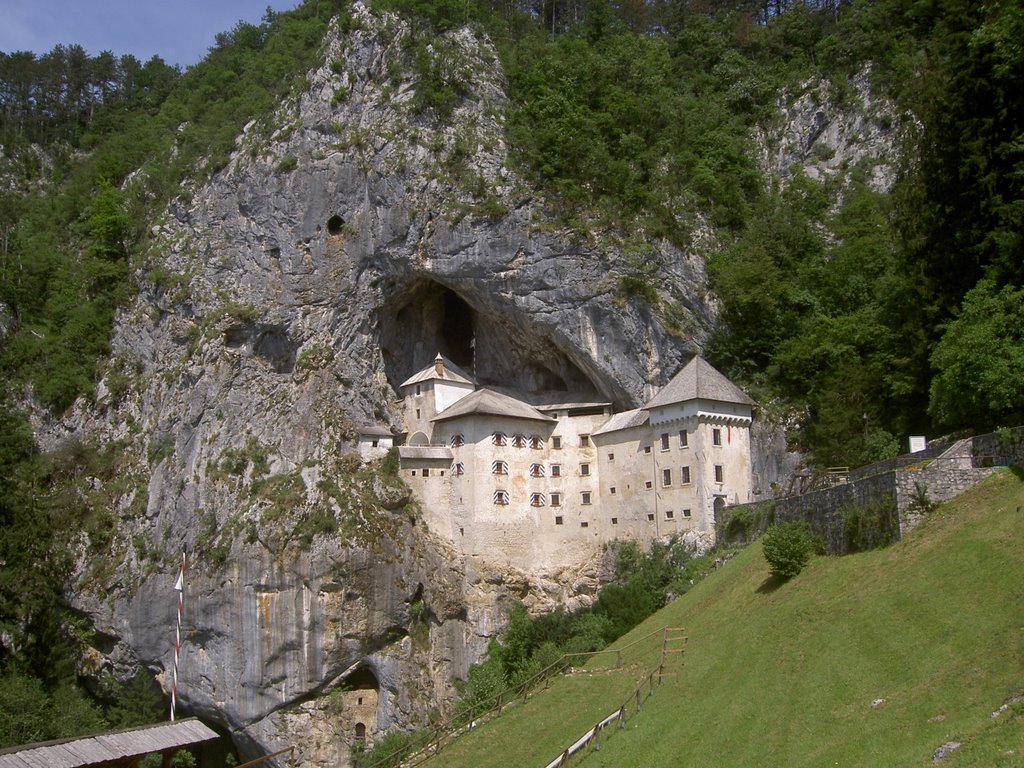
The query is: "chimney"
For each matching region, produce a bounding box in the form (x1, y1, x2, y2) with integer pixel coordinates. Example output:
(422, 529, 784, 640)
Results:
(434, 353, 444, 377)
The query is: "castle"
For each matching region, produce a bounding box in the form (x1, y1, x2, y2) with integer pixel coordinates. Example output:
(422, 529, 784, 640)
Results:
(389, 354, 754, 569)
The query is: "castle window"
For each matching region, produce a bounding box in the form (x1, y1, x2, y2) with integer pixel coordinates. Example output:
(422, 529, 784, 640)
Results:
(608, 452, 615, 461)
(665, 510, 675, 520)
(530, 463, 545, 478)
(580, 521, 589, 528)
(494, 490, 509, 505)
(647, 513, 655, 521)
(610, 486, 616, 495)
(512, 433, 528, 448)
(645, 480, 652, 489)
(715, 465, 724, 483)
(415, 385, 421, 395)
(551, 493, 561, 507)
(580, 434, 590, 447)
(531, 493, 546, 507)
(552, 436, 562, 449)
(581, 491, 592, 505)
(679, 430, 688, 448)
(713, 428, 722, 446)
(681, 466, 691, 484)
(451, 462, 464, 476)
(683, 508, 692, 518)
(530, 435, 544, 449)
(450, 434, 465, 448)
(644, 445, 651, 454)
(492, 431, 507, 446)
(555, 516, 564, 525)
(580, 463, 590, 476)
(662, 468, 672, 487)
(550, 463, 561, 477)
(492, 460, 508, 475)
(422, 468, 430, 478)
(611, 517, 618, 525)
(661, 433, 670, 451)
(416, 409, 421, 419)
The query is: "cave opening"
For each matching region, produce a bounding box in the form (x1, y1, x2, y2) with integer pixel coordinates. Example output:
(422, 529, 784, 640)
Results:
(344, 665, 379, 691)
(377, 278, 606, 402)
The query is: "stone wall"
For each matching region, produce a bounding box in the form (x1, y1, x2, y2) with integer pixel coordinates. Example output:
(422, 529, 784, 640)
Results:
(717, 428, 1023, 554)
(717, 471, 897, 555)
(972, 426, 1024, 468)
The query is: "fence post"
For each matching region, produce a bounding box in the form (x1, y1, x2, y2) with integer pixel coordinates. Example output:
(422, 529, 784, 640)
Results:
(496, 692, 503, 714)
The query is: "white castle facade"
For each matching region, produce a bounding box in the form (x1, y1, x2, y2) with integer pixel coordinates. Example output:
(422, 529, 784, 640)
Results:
(392, 354, 754, 570)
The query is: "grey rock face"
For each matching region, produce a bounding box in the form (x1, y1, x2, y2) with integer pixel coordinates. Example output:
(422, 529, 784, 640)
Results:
(56, 8, 906, 764)
(62, 8, 712, 765)
(756, 68, 909, 197)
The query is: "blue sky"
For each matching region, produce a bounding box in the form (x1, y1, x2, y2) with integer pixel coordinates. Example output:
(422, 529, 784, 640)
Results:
(1, 1, 301, 68)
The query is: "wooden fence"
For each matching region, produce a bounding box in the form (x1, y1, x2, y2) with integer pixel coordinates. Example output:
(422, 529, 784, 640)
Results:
(358, 625, 685, 768)
(542, 627, 687, 768)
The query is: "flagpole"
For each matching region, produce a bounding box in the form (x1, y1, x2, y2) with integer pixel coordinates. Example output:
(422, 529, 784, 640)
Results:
(172, 552, 186, 721)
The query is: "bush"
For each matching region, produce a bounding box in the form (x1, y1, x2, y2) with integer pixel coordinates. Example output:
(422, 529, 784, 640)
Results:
(762, 521, 815, 579)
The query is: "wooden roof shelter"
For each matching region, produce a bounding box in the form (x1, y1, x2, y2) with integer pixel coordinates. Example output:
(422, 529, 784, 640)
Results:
(0, 718, 219, 768)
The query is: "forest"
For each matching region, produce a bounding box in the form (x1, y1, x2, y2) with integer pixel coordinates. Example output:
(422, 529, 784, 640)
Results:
(0, 0, 1022, 749)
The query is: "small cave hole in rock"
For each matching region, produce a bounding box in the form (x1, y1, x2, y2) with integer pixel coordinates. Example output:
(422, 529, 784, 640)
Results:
(327, 215, 345, 236)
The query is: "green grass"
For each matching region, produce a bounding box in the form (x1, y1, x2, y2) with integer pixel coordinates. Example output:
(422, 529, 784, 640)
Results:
(419, 470, 1024, 767)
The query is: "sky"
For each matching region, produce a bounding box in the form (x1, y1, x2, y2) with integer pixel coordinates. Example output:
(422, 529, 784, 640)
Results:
(0, 0, 302, 68)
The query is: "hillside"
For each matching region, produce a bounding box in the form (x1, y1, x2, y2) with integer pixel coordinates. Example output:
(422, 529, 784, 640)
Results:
(417, 470, 1024, 767)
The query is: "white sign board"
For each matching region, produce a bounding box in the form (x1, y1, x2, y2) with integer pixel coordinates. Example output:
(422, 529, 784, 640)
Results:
(909, 436, 927, 453)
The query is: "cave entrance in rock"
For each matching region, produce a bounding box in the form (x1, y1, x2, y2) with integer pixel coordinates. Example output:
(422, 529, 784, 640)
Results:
(378, 278, 606, 401)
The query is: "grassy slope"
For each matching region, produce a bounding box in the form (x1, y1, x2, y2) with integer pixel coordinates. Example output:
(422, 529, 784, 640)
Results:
(422, 470, 1024, 768)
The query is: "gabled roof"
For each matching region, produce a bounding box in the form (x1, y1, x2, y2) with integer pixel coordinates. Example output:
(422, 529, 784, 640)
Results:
(431, 388, 555, 424)
(644, 356, 754, 409)
(359, 425, 393, 437)
(400, 355, 475, 388)
(0, 718, 219, 768)
(593, 408, 650, 437)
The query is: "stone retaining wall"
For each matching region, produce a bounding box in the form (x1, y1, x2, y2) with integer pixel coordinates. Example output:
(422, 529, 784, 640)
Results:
(717, 427, 1023, 553)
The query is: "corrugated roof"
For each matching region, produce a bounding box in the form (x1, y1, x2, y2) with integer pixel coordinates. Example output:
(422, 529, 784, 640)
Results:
(0, 719, 219, 768)
(398, 446, 453, 460)
(593, 408, 650, 436)
(431, 388, 556, 424)
(644, 356, 754, 409)
(399, 355, 475, 388)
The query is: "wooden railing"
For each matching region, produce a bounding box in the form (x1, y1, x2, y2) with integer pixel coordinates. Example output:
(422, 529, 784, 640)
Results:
(358, 625, 685, 768)
(542, 627, 687, 768)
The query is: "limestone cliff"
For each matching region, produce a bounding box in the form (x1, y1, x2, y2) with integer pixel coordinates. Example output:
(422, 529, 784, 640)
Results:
(51, 5, 905, 764)
(59, 5, 707, 764)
